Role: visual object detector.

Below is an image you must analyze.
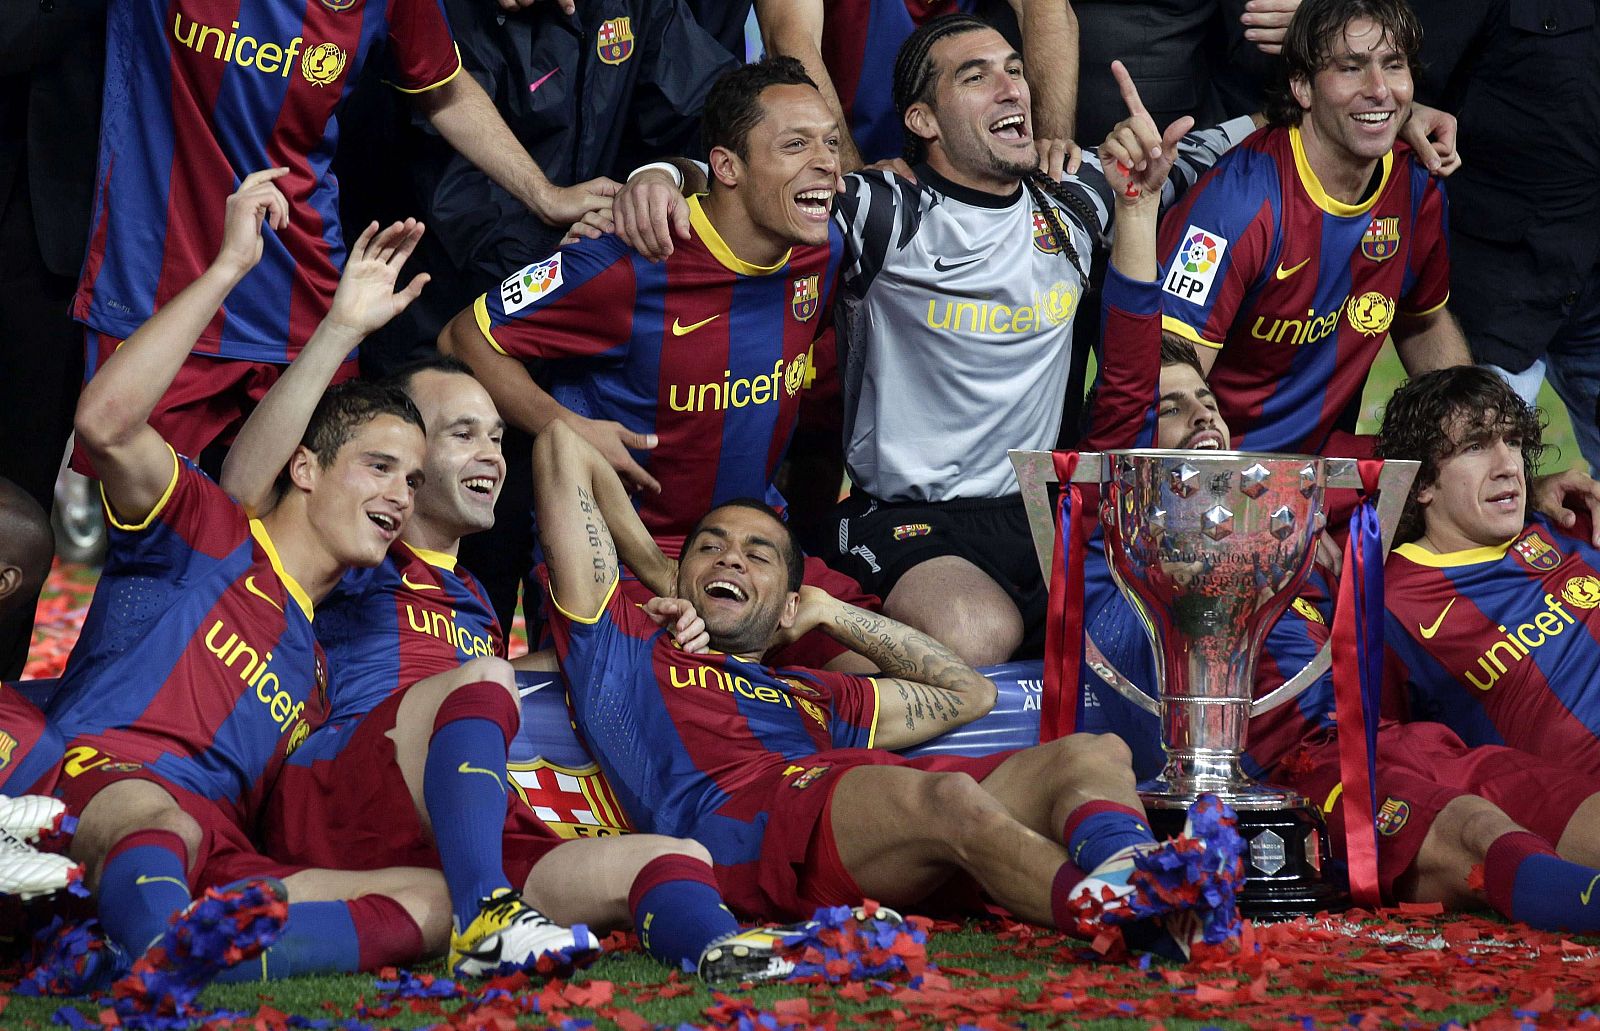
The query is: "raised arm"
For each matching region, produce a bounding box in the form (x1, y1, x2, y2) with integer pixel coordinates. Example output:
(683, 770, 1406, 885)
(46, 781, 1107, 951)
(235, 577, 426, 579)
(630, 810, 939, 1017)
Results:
(75, 169, 288, 524)
(1009, 0, 1078, 142)
(531, 419, 677, 621)
(220, 220, 430, 514)
(779, 587, 996, 750)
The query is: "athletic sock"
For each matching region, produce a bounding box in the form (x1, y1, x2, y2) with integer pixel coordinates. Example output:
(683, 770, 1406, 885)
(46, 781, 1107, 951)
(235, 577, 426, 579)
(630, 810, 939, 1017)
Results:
(1484, 831, 1600, 933)
(1047, 859, 1088, 930)
(628, 854, 741, 971)
(213, 896, 424, 982)
(423, 682, 520, 925)
(1061, 801, 1155, 872)
(96, 830, 193, 956)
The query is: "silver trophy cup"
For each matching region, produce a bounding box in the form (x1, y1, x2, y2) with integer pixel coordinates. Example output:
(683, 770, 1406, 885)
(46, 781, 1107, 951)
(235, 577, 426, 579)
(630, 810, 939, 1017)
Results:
(1012, 449, 1416, 915)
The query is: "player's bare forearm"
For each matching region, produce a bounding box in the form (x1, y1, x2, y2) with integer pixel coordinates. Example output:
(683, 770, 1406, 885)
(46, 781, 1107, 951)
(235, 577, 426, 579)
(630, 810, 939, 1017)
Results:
(810, 595, 997, 748)
(532, 421, 623, 619)
(439, 308, 569, 434)
(755, 0, 865, 173)
(413, 74, 558, 223)
(1109, 190, 1161, 282)
(1394, 307, 1470, 375)
(1013, 0, 1078, 141)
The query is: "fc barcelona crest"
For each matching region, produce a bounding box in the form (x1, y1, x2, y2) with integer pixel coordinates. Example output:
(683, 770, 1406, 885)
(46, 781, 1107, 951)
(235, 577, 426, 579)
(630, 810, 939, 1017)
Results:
(1031, 210, 1062, 254)
(1361, 215, 1400, 262)
(0, 730, 14, 772)
(791, 274, 820, 321)
(509, 757, 633, 838)
(1376, 796, 1410, 836)
(597, 17, 635, 65)
(1513, 530, 1561, 571)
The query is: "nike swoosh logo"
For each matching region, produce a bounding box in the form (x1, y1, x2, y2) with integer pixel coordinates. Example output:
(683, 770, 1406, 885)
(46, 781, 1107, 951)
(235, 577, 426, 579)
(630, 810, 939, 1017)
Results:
(528, 68, 558, 94)
(458, 761, 505, 790)
(1419, 597, 1456, 639)
(135, 874, 188, 889)
(1275, 257, 1310, 280)
(518, 682, 549, 698)
(933, 256, 980, 273)
(244, 576, 282, 612)
(671, 314, 720, 336)
(1584, 873, 1600, 905)
(400, 572, 440, 592)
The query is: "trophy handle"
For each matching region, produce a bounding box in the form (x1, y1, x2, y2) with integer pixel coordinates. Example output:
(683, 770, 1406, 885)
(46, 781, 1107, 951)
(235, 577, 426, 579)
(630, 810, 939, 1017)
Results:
(1008, 450, 1419, 721)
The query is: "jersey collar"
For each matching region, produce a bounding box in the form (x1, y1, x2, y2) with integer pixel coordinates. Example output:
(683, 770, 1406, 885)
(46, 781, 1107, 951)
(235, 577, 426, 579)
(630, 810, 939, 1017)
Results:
(248, 519, 315, 620)
(1393, 539, 1513, 568)
(688, 195, 791, 276)
(403, 541, 459, 572)
(916, 163, 1024, 209)
(1289, 125, 1392, 218)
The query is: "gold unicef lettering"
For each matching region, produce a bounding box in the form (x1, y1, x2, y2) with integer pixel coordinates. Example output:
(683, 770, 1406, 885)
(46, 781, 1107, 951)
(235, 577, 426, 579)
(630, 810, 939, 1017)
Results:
(990, 305, 1012, 332)
(751, 375, 770, 405)
(173, 11, 199, 48)
(753, 685, 782, 704)
(225, 638, 260, 680)
(269, 691, 291, 724)
(406, 604, 429, 633)
(1534, 611, 1562, 637)
(1485, 637, 1523, 671)
(729, 378, 750, 407)
(197, 23, 226, 59)
(256, 41, 283, 74)
(204, 620, 237, 658)
(235, 36, 259, 67)
(1515, 620, 1546, 649)
(1013, 303, 1035, 332)
(256, 671, 279, 704)
(955, 302, 980, 333)
(222, 22, 240, 62)
(927, 300, 953, 329)
(669, 667, 696, 689)
(1464, 657, 1498, 691)
(668, 384, 693, 412)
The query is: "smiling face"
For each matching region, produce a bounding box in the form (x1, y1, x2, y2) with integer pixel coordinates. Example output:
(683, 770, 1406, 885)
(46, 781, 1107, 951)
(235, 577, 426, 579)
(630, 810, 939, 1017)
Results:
(673, 505, 799, 656)
(1415, 418, 1529, 553)
(1292, 17, 1413, 181)
(720, 83, 842, 249)
(301, 414, 425, 570)
(404, 369, 506, 549)
(910, 28, 1037, 193)
(1156, 361, 1232, 451)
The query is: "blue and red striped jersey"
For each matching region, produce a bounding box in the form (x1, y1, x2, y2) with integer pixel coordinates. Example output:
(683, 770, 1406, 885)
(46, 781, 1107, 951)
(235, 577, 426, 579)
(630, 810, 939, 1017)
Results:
(1157, 125, 1450, 455)
(473, 195, 843, 553)
(1384, 516, 1600, 776)
(47, 453, 326, 821)
(316, 542, 505, 722)
(819, 0, 978, 163)
(74, 0, 460, 363)
(546, 576, 877, 866)
(0, 684, 65, 798)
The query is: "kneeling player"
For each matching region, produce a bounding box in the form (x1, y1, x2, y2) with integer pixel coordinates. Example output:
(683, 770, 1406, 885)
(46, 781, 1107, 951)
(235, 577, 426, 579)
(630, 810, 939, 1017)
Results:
(46, 173, 450, 1004)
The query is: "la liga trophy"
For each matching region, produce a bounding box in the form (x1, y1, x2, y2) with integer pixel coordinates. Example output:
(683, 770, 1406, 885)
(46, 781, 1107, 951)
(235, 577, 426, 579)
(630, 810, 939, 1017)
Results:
(1011, 449, 1416, 917)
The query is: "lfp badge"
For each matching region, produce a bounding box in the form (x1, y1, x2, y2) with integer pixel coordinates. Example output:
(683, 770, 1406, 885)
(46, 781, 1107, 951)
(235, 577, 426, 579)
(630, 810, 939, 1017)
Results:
(1362, 215, 1400, 262)
(597, 17, 635, 65)
(791, 274, 819, 321)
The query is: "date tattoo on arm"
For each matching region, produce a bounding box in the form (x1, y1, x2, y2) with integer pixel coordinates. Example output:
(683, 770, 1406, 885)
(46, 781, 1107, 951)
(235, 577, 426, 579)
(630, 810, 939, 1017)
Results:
(576, 485, 617, 585)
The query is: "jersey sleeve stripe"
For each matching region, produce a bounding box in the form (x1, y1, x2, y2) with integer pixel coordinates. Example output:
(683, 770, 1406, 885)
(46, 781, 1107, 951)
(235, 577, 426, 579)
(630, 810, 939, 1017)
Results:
(549, 576, 621, 625)
(384, 44, 465, 94)
(472, 295, 509, 356)
(101, 445, 181, 532)
(865, 677, 880, 749)
(1161, 315, 1223, 349)
(1402, 293, 1451, 318)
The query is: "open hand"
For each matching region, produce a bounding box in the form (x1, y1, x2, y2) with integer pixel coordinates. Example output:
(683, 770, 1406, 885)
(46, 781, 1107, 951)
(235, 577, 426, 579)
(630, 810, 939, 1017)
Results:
(325, 219, 431, 337)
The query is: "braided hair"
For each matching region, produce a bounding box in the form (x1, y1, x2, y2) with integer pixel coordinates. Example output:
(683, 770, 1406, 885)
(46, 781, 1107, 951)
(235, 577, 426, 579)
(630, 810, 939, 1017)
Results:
(893, 13, 1093, 280)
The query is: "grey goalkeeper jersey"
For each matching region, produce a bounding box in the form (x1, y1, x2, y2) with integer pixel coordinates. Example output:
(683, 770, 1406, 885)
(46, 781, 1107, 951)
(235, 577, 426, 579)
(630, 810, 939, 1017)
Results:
(832, 116, 1255, 502)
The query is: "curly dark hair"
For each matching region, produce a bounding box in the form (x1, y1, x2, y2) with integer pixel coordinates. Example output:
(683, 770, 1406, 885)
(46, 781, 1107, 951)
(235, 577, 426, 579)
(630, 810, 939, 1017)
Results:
(1262, 0, 1423, 127)
(702, 56, 818, 159)
(1376, 366, 1546, 543)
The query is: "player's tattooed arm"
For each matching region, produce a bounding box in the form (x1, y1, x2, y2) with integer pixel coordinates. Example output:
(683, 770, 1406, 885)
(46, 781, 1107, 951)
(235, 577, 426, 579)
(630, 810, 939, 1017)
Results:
(797, 590, 997, 749)
(533, 420, 676, 619)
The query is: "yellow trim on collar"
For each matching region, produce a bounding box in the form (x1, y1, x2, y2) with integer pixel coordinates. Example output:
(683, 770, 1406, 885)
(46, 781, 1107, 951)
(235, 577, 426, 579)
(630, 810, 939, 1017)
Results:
(688, 195, 790, 276)
(405, 542, 458, 571)
(1393, 539, 1512, 568)
(1290, 125, 1392, 218)
(249, 520, 315, 621)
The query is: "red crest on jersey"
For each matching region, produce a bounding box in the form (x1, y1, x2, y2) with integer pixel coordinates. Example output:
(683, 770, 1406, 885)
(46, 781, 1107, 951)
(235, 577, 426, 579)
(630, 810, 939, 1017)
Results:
(508, 758, 633, 838)
(791, 274, 820, 321)
(1362, 215, 1400, 262)
(1513, 531, 1561, 571)
(1376, 796, 1410, 835)
(597, 18, 635, 65)
(1031, 210, 1062, 254)
(0, 731, 14, 772)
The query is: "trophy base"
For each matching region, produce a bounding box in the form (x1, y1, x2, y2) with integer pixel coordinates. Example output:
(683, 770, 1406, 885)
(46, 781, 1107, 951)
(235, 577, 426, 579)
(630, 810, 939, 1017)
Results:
(1144, 793, 1348, 920)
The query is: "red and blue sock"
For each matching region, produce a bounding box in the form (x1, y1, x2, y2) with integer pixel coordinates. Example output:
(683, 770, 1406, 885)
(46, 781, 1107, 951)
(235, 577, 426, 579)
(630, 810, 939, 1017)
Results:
(628, 854, 741, 972)
(1484, 831, 1600, 933)
(97, 830, 192, 956)
(213, 896, 423, 981)
(1061, 801, 1155, 873)
(423, 683, 519, 925)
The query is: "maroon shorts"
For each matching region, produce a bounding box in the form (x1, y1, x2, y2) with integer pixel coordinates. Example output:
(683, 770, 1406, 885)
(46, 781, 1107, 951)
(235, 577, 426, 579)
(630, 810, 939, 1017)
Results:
(72, 331, 358, 474)
(619, 556, 879, 669)
(56, 746, 303, 890)
(713, 747, 1016, 921)
(263, 689, 564, 888)
(1278, 722, 1600, 900)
